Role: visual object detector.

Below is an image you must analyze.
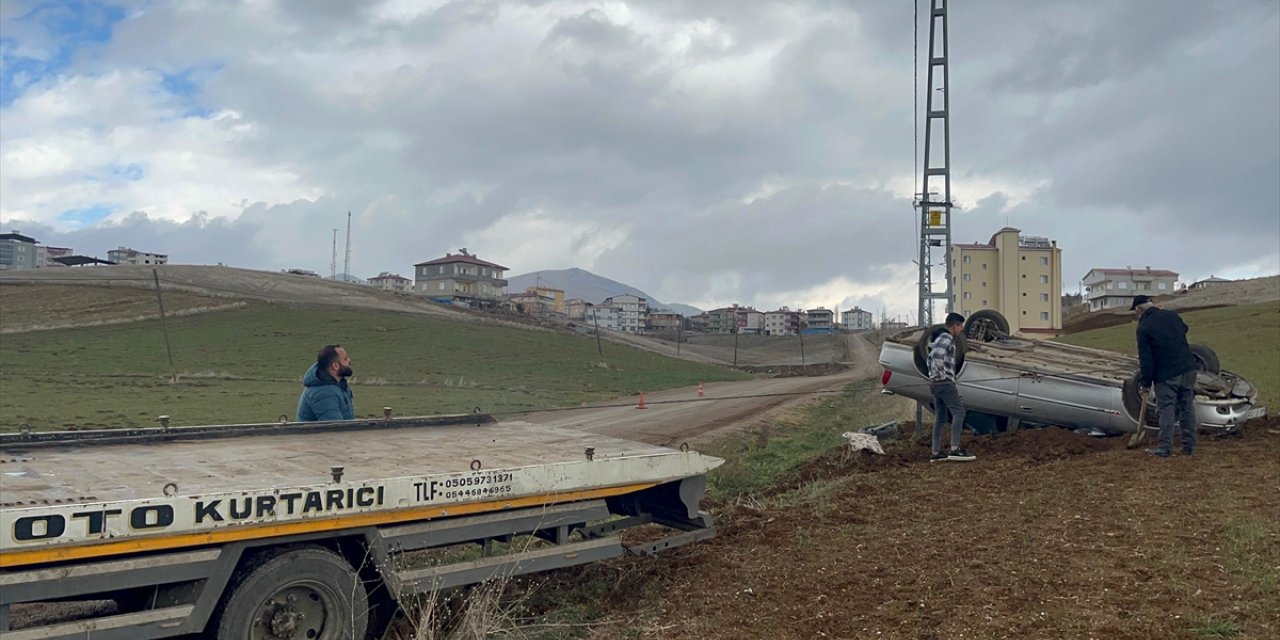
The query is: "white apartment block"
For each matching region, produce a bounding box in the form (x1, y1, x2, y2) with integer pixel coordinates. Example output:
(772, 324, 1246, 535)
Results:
(841, 307, 874, 330)
(602, 294, 648, 333)
(1082, 267, 1179, 312)
(585, 306, 621, 331)
(764, 308, 801, 336)
(107, 246, 169, 265)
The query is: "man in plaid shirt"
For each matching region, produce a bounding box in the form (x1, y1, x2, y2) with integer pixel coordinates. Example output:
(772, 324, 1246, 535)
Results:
(929, 312, 976, 462)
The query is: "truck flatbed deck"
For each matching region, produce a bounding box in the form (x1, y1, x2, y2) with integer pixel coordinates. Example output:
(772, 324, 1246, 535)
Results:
(0, 416, 723, 638)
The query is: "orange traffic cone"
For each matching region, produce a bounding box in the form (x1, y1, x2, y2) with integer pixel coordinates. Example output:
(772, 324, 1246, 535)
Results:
(637, 391, 648, 410)
(697, 382, 705, 397)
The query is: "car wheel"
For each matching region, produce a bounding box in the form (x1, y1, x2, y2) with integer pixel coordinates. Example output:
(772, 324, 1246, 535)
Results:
(913, 325, 967, 376)
(1189, 343, 1220, 374)
(963, 309, 1010, 342)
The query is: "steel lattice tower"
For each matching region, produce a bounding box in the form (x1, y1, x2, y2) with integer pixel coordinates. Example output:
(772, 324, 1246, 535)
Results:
(916, 0, 954, 328)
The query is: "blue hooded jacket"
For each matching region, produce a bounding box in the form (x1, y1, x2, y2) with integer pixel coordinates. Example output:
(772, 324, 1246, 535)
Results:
(296, 363, 355, 421)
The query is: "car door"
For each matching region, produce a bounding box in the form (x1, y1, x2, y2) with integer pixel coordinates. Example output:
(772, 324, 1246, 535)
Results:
(1015, 372, 1119, 430)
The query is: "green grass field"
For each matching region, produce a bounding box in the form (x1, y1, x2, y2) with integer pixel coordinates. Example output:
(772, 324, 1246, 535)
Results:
(1056, 301, 1280, 410)
(0, 303, 748, 430)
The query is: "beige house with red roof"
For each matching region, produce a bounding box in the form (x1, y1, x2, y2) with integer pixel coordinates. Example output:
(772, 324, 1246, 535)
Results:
(951, 227, 1063, 334)
(413, 249, 509, 307)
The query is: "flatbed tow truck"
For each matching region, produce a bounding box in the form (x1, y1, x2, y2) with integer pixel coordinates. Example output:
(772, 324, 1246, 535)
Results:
(0, 413, 721, 639)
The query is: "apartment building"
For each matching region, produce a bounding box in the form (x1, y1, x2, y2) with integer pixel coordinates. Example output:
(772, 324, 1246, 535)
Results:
(525, 286, 566, 314)
(952, 227, 1063, 333)
(764, 308, 802, 336)
(509, 290, 555, 315)
(602, 294, 647, 333)
(647, 312, 683, 332)
(802, 308, 834, 333)
(689, 313, 710, 333)
(565, 298, 589, 320)
(1082, 267, 1178, 311)
(414, 250, 509, 307)
(584, 305, 621, 331)
(107, 246, 168, 265)
(368, 272, 412, 292)
(0, 232, 38, 270)
(841, 307, 874, 331)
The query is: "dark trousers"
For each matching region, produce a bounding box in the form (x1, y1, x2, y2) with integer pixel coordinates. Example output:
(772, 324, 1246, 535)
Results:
(931, 381, 966, 453)
(1155, 369, 1198, 454)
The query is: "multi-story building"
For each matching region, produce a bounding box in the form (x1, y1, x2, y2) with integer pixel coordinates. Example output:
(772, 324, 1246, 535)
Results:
(881, 320, 908, 333)
(38, 246, 73, 267)
(647, 312, 684, 332)
(368, 272, 413, 292)
(802, 308, 835, 333)
(707, 307, 736, 334)
(413, 250, 509, 307)
(1082, 267, 1178, 312)
(764, 308, 802, 336)
(566, 298, 589, 320)
(602, 294, 647, 333)
(841, 307, 874, 331)
(584, 305, 621, 331)
(734, 307, 764, 334)
(525, 287, 566, 315)
(689, 313, 710, 333)
(509, 290, 555, 315)
(0, 232, 39, 270)
(107, 246, 168, 265)
(952, 227, 1063, 333)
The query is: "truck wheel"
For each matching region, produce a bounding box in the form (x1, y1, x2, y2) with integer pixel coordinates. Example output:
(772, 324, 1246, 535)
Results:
(215, 547, 369, 640)
(963, 309, 1010, 342)
(1189, 344, 1220, 374)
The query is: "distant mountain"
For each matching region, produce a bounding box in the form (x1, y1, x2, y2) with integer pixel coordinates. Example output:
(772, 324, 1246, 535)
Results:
(507, 268, 703, 316)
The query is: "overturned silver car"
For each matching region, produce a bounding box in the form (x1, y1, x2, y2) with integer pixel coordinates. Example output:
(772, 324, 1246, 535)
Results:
(878, 310, 1266, 435)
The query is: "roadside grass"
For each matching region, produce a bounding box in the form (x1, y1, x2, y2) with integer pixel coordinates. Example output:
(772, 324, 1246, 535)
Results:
(0, 303, 747, 430)
(1221, 516, 1280, 623)
(703, 384, 906, 499)
(1057, 301, 1280, 409)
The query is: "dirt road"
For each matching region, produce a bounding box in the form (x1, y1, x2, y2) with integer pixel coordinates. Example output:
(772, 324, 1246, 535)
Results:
(523, 334, 887, 445)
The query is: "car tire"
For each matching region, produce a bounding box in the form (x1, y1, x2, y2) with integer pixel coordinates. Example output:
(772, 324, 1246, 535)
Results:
(913, 325, 967, 376)
(1189, 343, 1220, 375)
(963, 309, 1010, 342)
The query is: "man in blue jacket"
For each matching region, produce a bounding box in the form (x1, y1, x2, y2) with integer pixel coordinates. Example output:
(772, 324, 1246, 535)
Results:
(297, 344, 355, 421)
(1132, 295, 1199, 457)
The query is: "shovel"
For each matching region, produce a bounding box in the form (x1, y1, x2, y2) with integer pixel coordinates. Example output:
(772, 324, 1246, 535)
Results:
(1127, 388, 1151, 448)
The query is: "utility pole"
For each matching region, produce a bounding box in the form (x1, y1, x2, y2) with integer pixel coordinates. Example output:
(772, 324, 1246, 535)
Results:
(331, 229, 338, 279)
(914, 0, 956, 437)
(915, 0, 955, 328)
(343, 211, 352, 281)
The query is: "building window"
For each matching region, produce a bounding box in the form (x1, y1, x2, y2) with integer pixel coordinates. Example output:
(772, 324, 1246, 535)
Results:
(1021, 256, 1026, 260)
(1040, 275, 1049, 284)
(963, 273, 971, 282)
(1040, 311, 1049, 321)
(963, 292, 972, 300)
(1041, 293, 1049, 302)
(1040, 257, 1049, 266)
(1119, 281, 1128, 289)
(982, 263, 987, 270)
(982, 281, 987, 287)
(982, 300, 987, 305)
(438, 282, 446, 291)
(1158, 282, 1168, 290)
(963, 255, 971, 264)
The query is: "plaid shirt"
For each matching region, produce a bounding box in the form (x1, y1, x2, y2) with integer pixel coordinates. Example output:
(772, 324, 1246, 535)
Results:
(928, 330, 957, 382)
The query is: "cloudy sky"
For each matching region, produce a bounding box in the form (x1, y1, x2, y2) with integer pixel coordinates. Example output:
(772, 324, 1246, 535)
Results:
(2, 0, 1277, 319)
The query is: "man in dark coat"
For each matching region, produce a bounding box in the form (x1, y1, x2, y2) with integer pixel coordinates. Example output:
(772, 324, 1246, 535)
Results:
(297, 344, 355, 421)
(1132, 295, 1198, 457)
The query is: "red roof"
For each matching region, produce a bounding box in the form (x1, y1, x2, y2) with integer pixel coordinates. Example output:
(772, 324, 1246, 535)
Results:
(414, 254, 508, 269)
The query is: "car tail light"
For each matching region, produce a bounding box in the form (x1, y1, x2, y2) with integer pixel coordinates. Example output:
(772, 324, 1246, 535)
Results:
(881, 370, 892, 385)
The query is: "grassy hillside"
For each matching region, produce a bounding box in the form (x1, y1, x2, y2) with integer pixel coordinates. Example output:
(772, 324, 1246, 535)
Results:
(0, 303, 747, 430)
(1056, 301, 1280, 409)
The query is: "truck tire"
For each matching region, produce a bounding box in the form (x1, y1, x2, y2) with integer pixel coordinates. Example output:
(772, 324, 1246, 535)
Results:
(214, 546, 369, 640)
(1189, 344, 1220, 375)
(963, 309, 1010, 342)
